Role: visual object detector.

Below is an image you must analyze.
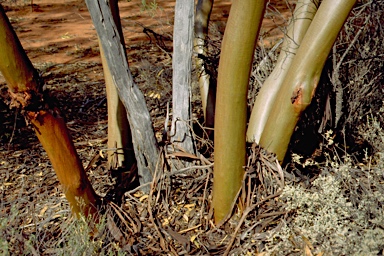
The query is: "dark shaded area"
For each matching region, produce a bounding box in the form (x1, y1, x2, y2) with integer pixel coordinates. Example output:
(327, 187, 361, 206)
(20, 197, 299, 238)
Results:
(283, 58, 334, 174)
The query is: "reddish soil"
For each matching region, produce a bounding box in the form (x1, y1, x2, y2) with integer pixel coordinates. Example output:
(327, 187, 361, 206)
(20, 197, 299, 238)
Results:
(0, 0, 290, 68)
(1, 0, 227, 65)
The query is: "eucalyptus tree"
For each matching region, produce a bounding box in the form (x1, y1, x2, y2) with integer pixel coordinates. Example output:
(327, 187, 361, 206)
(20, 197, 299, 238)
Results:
(213, 0, 357, 222)
(99, 0, 135, 173)
(213, 0, 267, 224)
(0, 4, 100, 219)
(0, 0, 358, 227)
(254, 0, 357, 162)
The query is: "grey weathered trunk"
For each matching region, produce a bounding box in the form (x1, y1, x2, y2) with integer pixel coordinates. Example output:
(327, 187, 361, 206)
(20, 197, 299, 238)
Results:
(86, 0, 159, 188)
(100, 0, 135, 172)
(170, 0, 196, 155)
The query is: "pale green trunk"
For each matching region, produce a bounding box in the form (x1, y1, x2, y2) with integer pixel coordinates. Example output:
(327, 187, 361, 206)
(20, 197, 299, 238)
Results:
(213, 0, 266, 224)
(247, 0, 319, 143)
(259, 0, 357, 162)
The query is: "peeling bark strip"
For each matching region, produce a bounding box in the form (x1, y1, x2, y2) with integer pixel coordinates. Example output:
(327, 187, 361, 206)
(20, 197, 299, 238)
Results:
(194, 0, 214, 126)
(85, 0, 159, 186)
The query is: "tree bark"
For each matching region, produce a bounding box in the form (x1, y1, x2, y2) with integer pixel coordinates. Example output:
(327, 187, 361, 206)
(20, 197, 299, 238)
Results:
(98, 0, 136, 180)
(170, 0, 196, 155)
(0, 4, 100, 219)
(247, 0, 319, 143)
(85, 0, 159, 187)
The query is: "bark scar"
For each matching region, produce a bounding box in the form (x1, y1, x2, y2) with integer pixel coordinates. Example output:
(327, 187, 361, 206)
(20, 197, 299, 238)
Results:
(290, 87, 303, 104)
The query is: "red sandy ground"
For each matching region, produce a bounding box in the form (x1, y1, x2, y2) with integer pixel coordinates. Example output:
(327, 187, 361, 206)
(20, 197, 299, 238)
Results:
(2, 0, 229, 65)
(1, 0, 291, 74)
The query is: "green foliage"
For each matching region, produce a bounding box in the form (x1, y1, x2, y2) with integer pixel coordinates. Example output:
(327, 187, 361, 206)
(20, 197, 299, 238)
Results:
(264, 159, 384, 255)
(358, 104, 384, 162)
(0, 207, 126, 255)
(0, 206, 38, 255)
(55, 214, 125, 256)
(140, 0, 158, 16)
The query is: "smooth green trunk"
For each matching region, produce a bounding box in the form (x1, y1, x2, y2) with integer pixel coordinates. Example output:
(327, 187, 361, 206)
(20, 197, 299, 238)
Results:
(213, 0, 266, 224)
